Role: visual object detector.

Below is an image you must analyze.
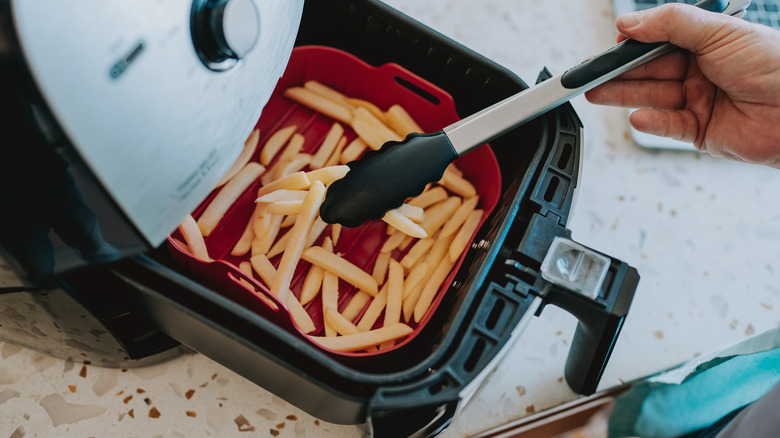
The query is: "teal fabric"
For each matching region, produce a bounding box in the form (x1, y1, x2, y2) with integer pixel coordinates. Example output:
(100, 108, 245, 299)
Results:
(608, 347, 780, 438)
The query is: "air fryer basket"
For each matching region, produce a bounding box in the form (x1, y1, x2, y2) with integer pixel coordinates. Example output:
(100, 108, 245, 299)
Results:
(165, 44, 503, 360)
(110, 1, 639, 436)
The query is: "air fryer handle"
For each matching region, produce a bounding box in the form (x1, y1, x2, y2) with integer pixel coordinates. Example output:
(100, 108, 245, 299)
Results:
(560, 297, 632, 396)
(540, 244, 640, 395)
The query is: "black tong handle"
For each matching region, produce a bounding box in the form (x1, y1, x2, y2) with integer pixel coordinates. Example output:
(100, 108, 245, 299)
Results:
(560, 0, 732, 88)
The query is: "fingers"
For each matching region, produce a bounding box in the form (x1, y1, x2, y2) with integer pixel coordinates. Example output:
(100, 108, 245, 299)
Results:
(584, 50, 688, 107)
(629, 109, 700, 145)
(615, 4, 741, 54)
(585, 80, 684, 109)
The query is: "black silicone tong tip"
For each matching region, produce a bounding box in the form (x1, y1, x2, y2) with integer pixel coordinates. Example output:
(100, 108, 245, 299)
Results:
(320, 132, 458, 227)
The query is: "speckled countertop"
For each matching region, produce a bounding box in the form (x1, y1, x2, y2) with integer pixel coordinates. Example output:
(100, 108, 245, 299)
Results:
(2, 0, 779, 437)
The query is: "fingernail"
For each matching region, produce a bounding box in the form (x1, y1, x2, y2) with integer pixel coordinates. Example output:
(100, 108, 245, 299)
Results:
(619, 11, 642, 29)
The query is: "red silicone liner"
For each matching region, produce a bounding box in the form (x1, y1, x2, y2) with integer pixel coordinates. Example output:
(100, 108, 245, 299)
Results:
(167, 46, 501, 357)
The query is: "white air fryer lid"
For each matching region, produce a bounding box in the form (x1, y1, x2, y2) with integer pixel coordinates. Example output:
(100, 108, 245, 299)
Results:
(11, 0, 304, 246)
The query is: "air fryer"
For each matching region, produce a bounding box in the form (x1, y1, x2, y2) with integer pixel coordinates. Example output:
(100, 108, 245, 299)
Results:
(0, 1, 638, 437)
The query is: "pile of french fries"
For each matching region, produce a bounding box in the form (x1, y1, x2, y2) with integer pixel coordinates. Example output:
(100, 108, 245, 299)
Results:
(174, 80, 484, 354)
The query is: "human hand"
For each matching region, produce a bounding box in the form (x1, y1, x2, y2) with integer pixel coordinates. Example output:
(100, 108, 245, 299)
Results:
(585, 4, 780, 168)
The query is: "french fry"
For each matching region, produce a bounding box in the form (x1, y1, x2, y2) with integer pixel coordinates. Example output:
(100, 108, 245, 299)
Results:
(284, 87, 353, 125)
(408, 186, 448, 209)
(309, 323, 413, 352)
(340, 137, 367, 164)
(266, 215, 326, 259)
(342, 291, 372, 322)
(372, 251, 391, 285)
(250, 238, 265, 257)
(380, 230, 406, 253)
(255, 202, 269, 217)
(305, 165, 350, 186)
(446, 162, 463, 177)
(384, 260, 404, 327)
(398, 203, 424, 224)
(422, 196, 462, 236)
(351, 107, 402, 150)
(260, 125, 297, 166)
(306, 217, 329, 249)
(357, 283, 388, 331)
(238, 261, 252, 275)
(439, 166, 477, 198)
(355, 107, 402, 143)
(403, 261, 429, 301)
(303, 80, 353, 107)
(351, 117, 386, 151)
(281, 214, 297, 228)
(424, 232, 455, 270)
(322, 269, 340, 337)
(285, 295, 317, 334)
(271, 180, 326, 301)
(346, 98, 387, 124)
(331, 224, 342, 246)
(449, 209, 483, 262)
(238, 260, 279, 311)
(178, 215, 211, 261)
(310, 123, 344, 169)
(398, 235, 414, 252)
(256, 189, 308, 204)
(300, 263, 324, 306)
(250, 254, 315, 333)
(414, 255, 456, 323)
(274, 132, 305, 166)
(230, 214, 254, 257)
(384, 104, 423, 137)
(324, 308, 361, 336)
(440, 196, 479, 239)
(301, 246, 378, 296)
(216, 129, 260, 188)
(256, 171, 310, 198)
(273, 153, 312, 181)
(254, 214, 283, 255)
(197, 162, 264, 236)
(252, 209, 272, 241)
(263, 133, 306, 184)
(267, 200, 303, 216)
(403, 282, 425, 323)
(238, 261, 254, 285)
(300, 237, 333, 305)
(324, 136, 348, 168)
(383, 209, 428, 239)
(402, 262, 429, 321)
(400, 237, 435, 271)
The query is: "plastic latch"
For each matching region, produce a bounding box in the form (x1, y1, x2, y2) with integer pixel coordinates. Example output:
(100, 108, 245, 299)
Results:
(540, 236, 609, 300)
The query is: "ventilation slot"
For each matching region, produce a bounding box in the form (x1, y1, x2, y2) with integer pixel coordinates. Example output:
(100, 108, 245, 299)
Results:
(394, 76, 440, 105)
(485, 299, 506, 330)
(463, 338, 487, 373)
(544, 176, 560, 203)
(557, 143, 573, 171)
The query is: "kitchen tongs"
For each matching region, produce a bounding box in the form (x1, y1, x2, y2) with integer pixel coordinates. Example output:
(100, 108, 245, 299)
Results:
(320, 0, 749, 227)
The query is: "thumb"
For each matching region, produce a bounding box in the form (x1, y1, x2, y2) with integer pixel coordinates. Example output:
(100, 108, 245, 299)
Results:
(616, 4, 740, 53)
